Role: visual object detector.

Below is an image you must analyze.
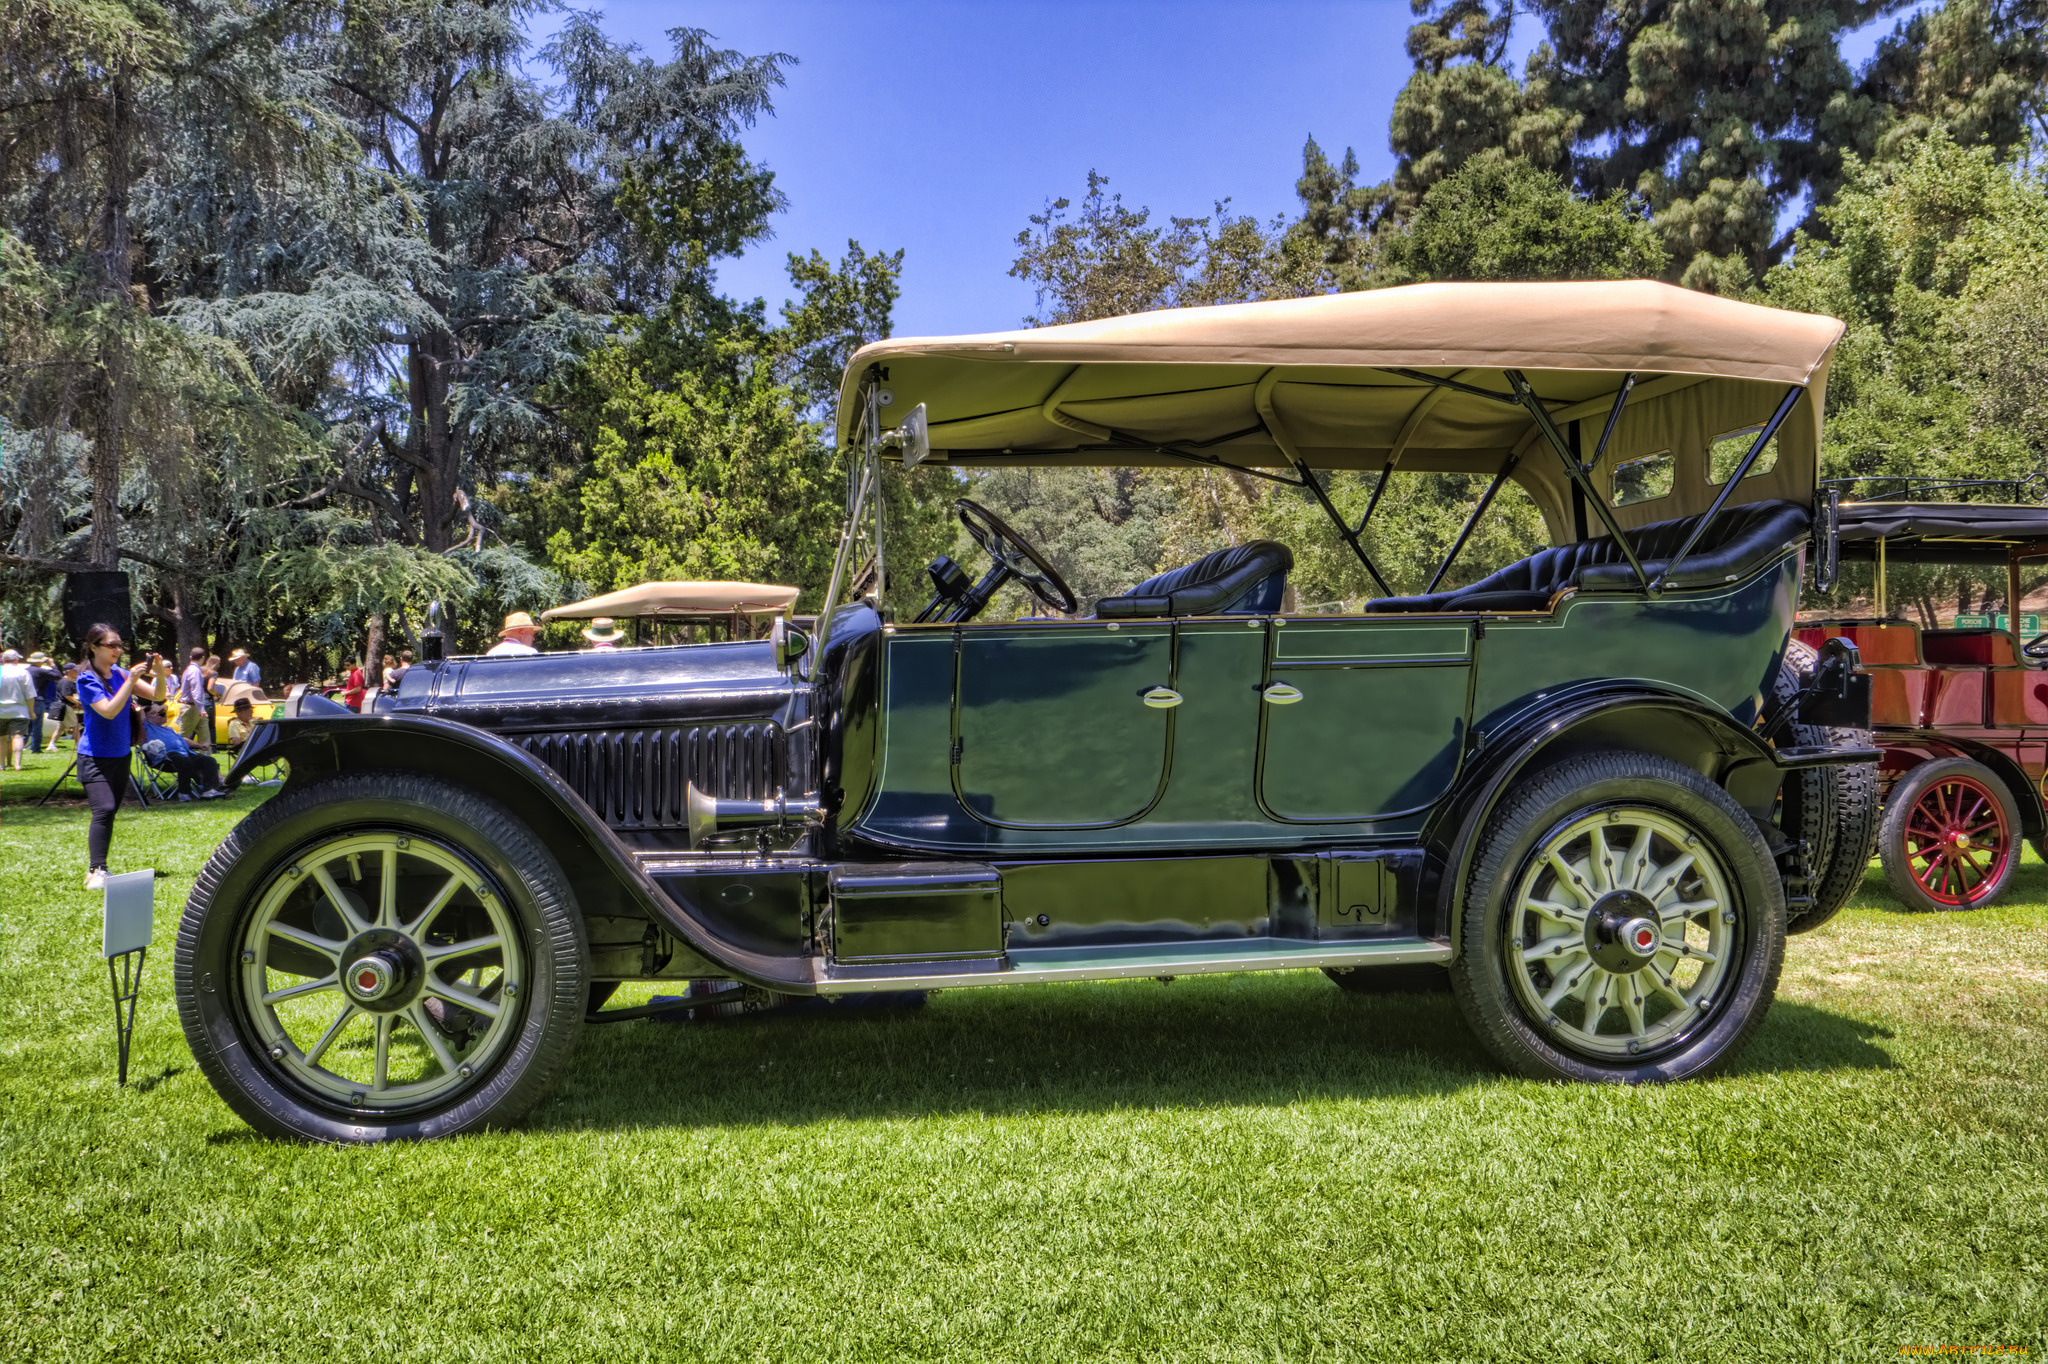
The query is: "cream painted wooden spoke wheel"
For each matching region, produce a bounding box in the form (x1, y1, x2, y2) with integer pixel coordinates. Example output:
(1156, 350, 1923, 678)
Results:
(1504, 807, 1735, 1060)
(239, 832, 524, 1109)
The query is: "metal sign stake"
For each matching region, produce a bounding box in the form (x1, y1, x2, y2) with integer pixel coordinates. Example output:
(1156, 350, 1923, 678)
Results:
(101, 870, 155, 1087)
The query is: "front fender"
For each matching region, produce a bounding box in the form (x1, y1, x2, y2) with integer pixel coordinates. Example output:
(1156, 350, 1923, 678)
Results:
(1420, 683, 1797, 951)
(227, 715, 819, 991)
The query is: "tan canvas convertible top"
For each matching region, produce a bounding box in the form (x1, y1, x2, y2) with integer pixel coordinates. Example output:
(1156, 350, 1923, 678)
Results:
(541, 581, 800, 621)
(836, 281, 1845, 540)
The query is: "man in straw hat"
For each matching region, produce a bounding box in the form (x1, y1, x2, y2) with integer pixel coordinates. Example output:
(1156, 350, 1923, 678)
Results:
(581, 617, 623, 650)
(230, 647, 261, 687)
(486, 611, 541, 657)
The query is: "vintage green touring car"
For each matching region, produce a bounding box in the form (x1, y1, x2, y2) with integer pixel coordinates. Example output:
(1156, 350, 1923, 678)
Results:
(176, 281, 1878, 1141)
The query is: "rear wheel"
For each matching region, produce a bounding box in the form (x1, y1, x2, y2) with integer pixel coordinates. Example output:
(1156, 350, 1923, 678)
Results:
(176, 771, 587, 1141)
(1450, 751, 1785, 1084)
(1878, 758, 2020, 911)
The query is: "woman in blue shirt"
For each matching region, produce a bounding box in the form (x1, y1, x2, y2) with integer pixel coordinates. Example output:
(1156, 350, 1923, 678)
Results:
(75, 623, 167, 890)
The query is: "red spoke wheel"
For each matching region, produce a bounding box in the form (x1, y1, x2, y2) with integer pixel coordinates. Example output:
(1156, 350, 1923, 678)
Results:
(1878, 759, 2021, 912)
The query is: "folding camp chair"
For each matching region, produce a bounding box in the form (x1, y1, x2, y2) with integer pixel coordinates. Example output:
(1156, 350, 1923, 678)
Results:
(132, 751, 181, 805)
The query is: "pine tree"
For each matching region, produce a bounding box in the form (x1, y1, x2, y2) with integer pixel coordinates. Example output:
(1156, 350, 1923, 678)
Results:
(183, 4, 792, 555)
(1363, 1, 2048, 291)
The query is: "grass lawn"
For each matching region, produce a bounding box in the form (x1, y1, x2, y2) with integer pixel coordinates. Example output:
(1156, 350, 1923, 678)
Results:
(3, 742, 2045, 1361)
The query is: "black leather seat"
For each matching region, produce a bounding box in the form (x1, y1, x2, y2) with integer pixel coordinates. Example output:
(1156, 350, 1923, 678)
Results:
(1368, 500, 1812, 613)
(1097, 541, 1293, 619)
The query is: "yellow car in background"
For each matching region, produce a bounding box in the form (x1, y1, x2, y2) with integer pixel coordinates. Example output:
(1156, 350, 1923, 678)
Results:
(167, 679, 282, 747)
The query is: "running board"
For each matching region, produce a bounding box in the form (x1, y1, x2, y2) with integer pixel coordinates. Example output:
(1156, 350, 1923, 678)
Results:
(817, 937, 1452, 994)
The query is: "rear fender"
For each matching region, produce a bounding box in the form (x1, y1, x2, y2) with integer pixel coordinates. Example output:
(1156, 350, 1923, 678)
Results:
(228, 716, 819, 991)
(1421, 684, 1790, 953)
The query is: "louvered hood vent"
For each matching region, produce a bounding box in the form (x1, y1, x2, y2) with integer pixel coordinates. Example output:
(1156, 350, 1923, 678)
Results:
(518, 724, 783, 830)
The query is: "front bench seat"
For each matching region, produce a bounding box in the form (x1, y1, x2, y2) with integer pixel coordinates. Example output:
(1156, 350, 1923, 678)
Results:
(1368, 500, 1812, 613)
(1097, 540, 1293, 619)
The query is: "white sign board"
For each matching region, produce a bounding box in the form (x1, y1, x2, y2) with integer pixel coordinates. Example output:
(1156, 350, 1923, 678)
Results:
(102, 870, 156, 959)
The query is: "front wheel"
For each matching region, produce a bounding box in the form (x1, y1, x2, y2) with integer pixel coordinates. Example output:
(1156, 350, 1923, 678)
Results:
(1877, 758, 2020, 912)
(1450, 751, 1786, 1084)
(175, 771, 588, 1141)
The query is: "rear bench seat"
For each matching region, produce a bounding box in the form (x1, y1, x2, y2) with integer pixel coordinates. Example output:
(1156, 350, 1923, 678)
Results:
(1368, 500, 1812, 614)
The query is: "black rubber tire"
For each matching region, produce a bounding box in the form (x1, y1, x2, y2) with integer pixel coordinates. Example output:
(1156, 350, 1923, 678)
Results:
(175, 770, 588, 1142)
(1877, 757, 2023, 912)
(1771, 640, 1879, 935)
(1324, 963, 1451, 994)
(1449, 750, 1786, 1084)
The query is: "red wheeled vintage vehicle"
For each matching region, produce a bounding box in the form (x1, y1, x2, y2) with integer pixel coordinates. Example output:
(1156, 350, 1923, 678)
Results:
(1798, 494, 2048, 911)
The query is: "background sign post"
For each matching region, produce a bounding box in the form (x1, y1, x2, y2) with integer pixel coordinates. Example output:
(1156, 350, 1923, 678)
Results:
(101, 870, 155, 1086)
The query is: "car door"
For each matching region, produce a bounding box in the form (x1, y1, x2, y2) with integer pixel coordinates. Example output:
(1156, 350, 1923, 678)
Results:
(1257, 619, 1473, 821)
(952, 620, 1177, 828)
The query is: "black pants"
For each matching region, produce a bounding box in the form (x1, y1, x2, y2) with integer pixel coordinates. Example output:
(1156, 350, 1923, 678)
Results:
(77, 752, 130, 871)
(162, 751, 220, 795)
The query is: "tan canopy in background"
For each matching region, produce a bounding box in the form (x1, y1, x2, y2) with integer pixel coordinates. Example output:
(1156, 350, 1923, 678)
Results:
(836, 281, 1845, 542)
(541, 581, 800, 621)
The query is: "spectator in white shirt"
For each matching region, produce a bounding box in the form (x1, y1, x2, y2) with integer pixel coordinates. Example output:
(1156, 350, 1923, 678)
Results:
(485, 612, 541, 657)
(0, 649, 33, 771)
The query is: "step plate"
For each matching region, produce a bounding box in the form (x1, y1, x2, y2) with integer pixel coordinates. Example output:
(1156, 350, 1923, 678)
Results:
(817, 937, 1452, 994)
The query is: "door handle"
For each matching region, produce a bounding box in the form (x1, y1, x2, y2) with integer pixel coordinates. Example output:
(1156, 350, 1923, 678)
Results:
(1261, 682, 1304, 705)
(1140, 686, 1182, 709)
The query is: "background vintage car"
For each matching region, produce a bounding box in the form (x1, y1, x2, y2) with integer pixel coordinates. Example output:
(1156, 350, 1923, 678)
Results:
(173, 281, 1878, 1142)
(167, 679, 281, 747)
(1798, 494, 2048, 911)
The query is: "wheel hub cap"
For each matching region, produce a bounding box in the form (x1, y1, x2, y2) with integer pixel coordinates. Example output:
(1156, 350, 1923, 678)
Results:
(349, 956, 395, 1001)
(338, 930, 423, 1012)
(1587, 890, 1661, 973)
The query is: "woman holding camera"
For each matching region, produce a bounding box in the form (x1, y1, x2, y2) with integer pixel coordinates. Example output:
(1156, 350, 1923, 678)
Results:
(76, 623, 166, 890)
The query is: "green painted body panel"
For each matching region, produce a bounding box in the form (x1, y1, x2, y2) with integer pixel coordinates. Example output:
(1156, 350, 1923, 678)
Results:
(952, 624, 1174, 827)
(1258, 620, 1473, 820)
(849, 553, 1801, 857)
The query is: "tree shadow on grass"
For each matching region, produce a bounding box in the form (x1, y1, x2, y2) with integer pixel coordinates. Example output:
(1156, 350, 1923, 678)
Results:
(539, 972, 1899, 1134)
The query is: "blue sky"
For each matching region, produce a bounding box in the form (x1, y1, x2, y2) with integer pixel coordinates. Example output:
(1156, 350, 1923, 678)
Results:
(547, 2, 1925, 339)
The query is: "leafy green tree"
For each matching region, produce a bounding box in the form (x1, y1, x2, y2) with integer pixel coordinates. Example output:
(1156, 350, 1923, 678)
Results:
(537, 238, 950, 615)
(544, 344, 834, 596)
(1865, 0, 2048, 160)
(1351, 1, 2048, 291)
(1290, 138, 1388, 291)
(183, 5, 792, 555)
(1387, 2, 1576, 206)
(1373, 159, 1669, 285)
(1518, 0, 1906, 288)
(0, 0, 337, 657)
(1010, 171, 1332, 325)
(1763, 129, 2048, 494)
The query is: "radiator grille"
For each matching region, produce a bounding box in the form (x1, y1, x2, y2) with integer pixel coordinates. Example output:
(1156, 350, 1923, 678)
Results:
(517, 724, 783, 830)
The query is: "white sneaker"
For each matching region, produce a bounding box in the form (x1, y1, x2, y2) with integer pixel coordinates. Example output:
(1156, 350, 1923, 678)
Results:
(85, 869, 107, 891)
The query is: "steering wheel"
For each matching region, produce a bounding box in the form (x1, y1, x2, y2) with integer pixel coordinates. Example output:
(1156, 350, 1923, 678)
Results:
(956, 498, 1078, 617)
(2024, 633, 2048, 660)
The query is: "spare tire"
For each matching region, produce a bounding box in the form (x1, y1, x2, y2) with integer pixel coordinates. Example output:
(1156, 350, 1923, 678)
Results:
(1770, 639, 1879, 935)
